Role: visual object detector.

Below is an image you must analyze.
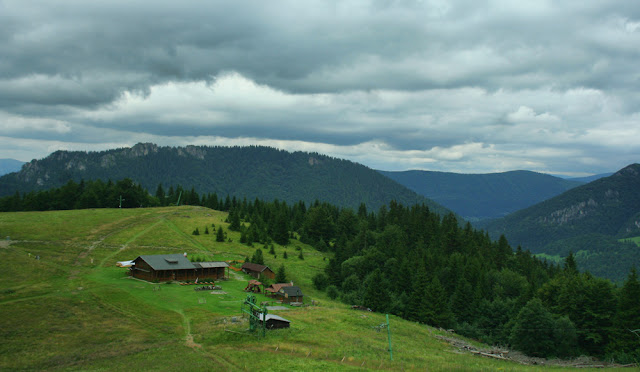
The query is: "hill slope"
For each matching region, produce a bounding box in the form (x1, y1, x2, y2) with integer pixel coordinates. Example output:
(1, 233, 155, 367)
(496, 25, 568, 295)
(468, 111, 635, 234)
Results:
(0, 158, 24, 176)
(0, 207, 566, 371)
(483, 164, 640, 281)
(380, 169, 582, 221)
(0, 143, 447, 214)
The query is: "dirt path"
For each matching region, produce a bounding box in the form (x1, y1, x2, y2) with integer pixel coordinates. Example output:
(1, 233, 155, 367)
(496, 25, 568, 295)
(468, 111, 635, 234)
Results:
(175, 309, 202, 349)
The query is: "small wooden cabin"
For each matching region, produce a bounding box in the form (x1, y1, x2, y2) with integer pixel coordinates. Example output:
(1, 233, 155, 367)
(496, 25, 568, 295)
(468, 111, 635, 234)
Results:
(265, 282, 292, 297)
(278, 286, 304, 304)
(241, 262, 275, 279)
(259, 313, 291, 329)
(130, 254, 229, 282)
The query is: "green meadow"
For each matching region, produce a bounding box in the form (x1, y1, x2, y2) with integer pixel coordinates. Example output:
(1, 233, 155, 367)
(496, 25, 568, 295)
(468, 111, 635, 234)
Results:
(0, 207, 606, 371)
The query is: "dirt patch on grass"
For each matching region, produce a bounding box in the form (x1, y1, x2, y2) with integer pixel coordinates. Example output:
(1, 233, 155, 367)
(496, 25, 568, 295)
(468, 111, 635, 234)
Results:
(0, 240, 11, 248)
(185, 334, 202, 349)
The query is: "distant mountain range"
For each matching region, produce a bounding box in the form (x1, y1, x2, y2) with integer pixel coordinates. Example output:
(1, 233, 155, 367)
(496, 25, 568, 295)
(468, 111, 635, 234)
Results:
(0, 143, 449, 214)
(0, 159, 24, 176)
(379, 170, 583, 221)
(481, 164, 640, 281)
(566, 173, 614, 183)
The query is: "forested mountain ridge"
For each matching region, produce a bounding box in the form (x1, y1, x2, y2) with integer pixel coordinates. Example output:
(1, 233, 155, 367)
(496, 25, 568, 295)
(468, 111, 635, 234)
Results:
(482, 163, 640, 281)
(0, 143, 448, 214)
(379, 169, 583, 221)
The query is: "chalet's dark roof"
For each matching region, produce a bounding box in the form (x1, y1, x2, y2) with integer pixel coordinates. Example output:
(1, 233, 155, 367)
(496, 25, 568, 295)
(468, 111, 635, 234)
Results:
(136, 254, 196, 271)
(193, 261, 230, 269)
(279, 286, 304, 297)
(241, 262, 273, 273)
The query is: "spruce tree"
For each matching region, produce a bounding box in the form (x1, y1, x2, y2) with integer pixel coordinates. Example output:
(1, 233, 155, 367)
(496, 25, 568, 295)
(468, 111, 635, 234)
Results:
(609, 267, 640, 359)
(510, 298, 556, 357)
(251, 248, 264, 265)
(424, 276, 453, 328)
(275, 264, 287, 283)
(216, 226, 225, 242)
(363, 269, 390, 312)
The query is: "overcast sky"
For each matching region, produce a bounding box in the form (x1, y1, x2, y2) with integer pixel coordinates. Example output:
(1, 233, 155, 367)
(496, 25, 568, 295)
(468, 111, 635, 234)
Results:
(1, 1, 639, 176)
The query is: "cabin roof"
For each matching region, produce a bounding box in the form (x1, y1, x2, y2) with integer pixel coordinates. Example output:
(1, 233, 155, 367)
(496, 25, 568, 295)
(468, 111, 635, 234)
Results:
(136, 254, 196, 271)
(280, 286, 304, 297)
(265, 283, 292, 293)
(241, 262, 272, 273)
(193, 261, 230, 269)
(259, 313, 290, 323)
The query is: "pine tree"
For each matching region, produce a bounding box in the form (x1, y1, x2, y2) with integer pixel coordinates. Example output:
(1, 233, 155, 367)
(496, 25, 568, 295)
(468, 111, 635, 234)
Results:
(609, 267, 640, 358)
(424, 276, 453, 328)
(192, 228, 200, 236)
(275, 264, 287, 283)
(155, 184, 165, 205)
(228, 208, 241, 231)
(251, 249, 264, 265)
(216, 226, 225, 242)
(363, 269, 390, 312)
(273, 209, 290, 245)
(510, 298, 556, 357)
(564, 251, 579, 275)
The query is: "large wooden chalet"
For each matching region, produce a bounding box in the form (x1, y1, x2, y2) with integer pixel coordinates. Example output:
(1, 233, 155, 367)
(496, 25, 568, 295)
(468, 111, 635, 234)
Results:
(131, 254, 229, 282)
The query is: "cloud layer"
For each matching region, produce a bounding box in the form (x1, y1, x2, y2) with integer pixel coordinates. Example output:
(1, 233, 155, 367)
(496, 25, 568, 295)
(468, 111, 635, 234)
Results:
(1, 0, 639, 175)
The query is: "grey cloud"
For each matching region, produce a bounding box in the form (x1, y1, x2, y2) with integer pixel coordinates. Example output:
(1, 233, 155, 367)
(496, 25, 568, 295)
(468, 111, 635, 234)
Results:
(0, 0, 639, 175)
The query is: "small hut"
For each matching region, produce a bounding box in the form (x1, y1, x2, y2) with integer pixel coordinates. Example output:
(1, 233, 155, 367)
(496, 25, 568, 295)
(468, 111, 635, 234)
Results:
(265, 282, 292, 297)
(259, 313, 291, 329)
(278, 286, 304, 304)
(241, 262, 275, 279)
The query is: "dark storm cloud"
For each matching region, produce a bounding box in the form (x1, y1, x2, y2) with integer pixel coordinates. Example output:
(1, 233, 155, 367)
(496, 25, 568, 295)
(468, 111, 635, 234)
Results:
(0, 0, 639, 174)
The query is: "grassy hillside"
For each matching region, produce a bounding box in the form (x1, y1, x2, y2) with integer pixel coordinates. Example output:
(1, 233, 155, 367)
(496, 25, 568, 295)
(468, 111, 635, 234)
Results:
(0, 207, 602, 371)
(380, 170, 582, 221)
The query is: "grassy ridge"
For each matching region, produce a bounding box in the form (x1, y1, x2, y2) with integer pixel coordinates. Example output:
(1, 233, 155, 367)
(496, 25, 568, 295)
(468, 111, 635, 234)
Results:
(0, 207, 580, 370)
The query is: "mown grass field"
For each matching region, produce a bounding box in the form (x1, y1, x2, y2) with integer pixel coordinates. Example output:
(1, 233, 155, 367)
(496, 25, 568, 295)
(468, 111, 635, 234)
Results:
(620, 236, 640, 246)
(0, 207, 604, 371)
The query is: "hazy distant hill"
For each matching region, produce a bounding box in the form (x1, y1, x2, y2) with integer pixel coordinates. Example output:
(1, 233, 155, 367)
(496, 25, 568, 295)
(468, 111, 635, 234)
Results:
(0, 159, 24, 176)
(568, 172, 614, 183)
(379, 169, 583, 221)
(0, 143, 449, 214)
(483, 164, 640, 281)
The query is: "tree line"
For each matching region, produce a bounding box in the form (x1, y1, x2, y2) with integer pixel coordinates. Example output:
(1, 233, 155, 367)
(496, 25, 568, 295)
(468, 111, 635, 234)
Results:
(0, 178, 638, 362)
